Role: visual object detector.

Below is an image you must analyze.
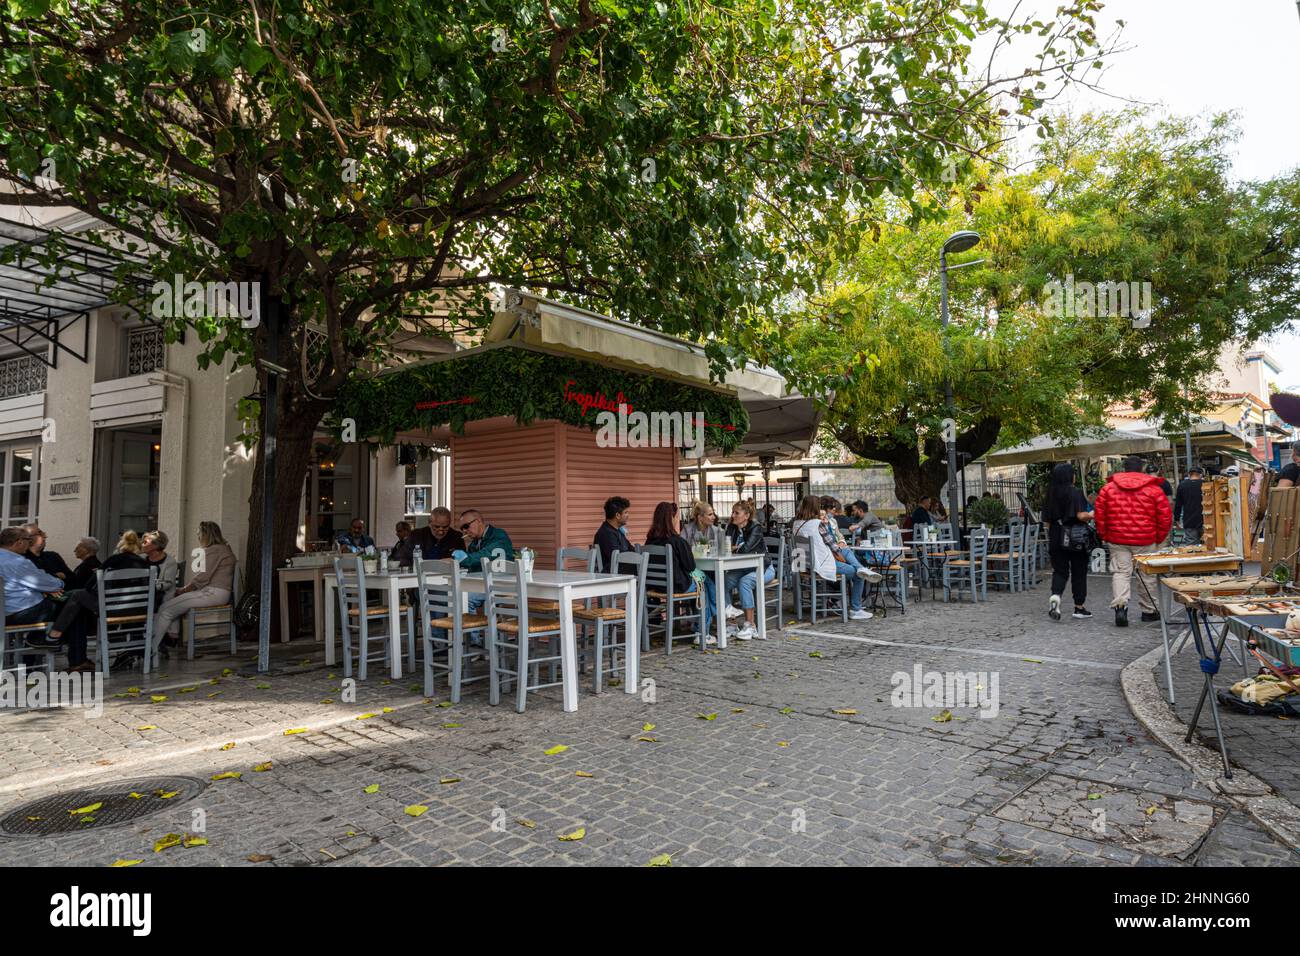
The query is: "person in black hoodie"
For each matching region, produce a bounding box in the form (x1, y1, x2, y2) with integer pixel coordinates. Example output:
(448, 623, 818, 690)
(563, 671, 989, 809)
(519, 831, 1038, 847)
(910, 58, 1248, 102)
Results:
(722, 500, 774, 641)
(1172, 466, 1204, 545)
(1043, 462, 1094, 622)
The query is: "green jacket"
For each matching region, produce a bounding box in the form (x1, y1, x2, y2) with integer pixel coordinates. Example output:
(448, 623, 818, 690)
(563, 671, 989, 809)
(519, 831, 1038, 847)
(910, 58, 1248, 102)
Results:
(459, 525, 514, 572)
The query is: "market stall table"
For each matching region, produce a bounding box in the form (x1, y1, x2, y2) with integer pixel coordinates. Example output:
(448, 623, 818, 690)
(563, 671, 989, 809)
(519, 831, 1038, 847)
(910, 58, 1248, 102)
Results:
(694, 552, 767, 648)
(1133, 550, 1245, 705)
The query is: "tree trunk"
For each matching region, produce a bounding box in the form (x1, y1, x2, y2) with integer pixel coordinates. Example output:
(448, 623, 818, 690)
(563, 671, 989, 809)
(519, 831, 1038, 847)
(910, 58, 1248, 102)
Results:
(835, 416, 1004, 511)
(243, 374, 330, 609)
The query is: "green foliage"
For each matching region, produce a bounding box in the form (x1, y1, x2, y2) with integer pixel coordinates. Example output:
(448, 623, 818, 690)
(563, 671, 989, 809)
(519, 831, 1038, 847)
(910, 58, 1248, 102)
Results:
(329, 347, 748, 453)
(968, 496, 1009, 528)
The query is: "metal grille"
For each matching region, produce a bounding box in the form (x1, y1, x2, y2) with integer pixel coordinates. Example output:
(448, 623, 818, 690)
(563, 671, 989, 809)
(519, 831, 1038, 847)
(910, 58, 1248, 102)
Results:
(0, 775, 206, 837)
(126, 324, 164, 376)
(0, 353, 47, 399)
(303, 326, 328, 384)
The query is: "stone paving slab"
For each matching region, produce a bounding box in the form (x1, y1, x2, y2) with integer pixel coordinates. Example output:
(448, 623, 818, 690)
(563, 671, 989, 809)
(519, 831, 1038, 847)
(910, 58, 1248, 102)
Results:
(0, 587, 1295, 866)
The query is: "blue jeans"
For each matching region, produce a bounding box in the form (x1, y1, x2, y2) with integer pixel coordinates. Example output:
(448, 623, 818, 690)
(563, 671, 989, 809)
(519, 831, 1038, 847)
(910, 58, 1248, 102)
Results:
(726, 565, 776, 610)
(835, 547, 865, 570)
(833, 561, 866, 611)
(694, 578, 718, 634)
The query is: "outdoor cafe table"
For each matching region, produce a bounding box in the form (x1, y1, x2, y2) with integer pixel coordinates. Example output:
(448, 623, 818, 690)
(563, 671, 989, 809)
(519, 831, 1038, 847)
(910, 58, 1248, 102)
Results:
(462, 568, 639, 712)
(324, 567, 639, 710)
(847, 544, 906, 614)
(322, 568, 417, 679)
(694, 552, 767, 648)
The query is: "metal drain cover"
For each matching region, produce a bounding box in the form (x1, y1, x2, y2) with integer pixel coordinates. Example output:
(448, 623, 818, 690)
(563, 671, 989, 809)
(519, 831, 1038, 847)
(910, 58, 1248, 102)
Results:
(0, 775, 206, 837)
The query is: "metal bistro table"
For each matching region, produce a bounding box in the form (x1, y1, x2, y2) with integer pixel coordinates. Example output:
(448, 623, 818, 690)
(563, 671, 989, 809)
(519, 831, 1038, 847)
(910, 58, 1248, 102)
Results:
(693, 552, 767, 648)
(911, 538, 956, 601)
(463, 568, 639, 712)
(848, 544, 906, 614)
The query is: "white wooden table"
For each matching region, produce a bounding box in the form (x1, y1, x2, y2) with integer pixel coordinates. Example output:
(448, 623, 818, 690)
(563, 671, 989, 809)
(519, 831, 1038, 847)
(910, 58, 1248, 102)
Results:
(277, 565, 326, 645)
(693, 553, 767, 648)
(464, 568, 638, 712)
(322, 568, 416, 678)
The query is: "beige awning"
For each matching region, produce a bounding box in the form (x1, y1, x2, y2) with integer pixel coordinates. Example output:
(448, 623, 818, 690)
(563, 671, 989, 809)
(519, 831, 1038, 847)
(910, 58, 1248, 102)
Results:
(985, 427, 1171, 466)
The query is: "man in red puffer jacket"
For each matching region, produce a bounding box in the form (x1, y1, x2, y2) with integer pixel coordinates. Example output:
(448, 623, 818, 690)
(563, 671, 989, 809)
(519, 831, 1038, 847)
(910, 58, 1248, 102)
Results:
(1093, 457, 1173, 628)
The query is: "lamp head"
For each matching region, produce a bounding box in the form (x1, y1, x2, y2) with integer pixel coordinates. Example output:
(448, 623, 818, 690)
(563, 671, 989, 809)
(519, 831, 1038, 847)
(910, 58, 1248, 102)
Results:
(942, 230, 981, 256)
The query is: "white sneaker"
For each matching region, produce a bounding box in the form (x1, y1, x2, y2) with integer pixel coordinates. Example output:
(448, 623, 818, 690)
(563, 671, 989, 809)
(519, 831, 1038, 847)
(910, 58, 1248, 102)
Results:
(735, 624, 756, 641)
(724, 604, 744, 619)
(704, 634, 718, 646)
(850, 609, 873, 620)
(856, 568, 883, 583)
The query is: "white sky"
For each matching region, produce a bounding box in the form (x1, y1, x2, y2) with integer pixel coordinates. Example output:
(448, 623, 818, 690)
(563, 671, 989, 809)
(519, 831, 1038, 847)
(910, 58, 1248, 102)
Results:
(1013, 0, 1300, 387)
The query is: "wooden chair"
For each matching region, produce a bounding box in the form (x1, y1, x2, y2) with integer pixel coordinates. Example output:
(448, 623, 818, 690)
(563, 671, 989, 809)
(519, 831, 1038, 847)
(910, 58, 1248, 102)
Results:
(184, 560, 240, 661)
(575, 550, 646, 693)
(95, 566, 157, 674)
(484, 559, 562, 713)
(642, 544, 705, 652)
(792, 536, 848, 624)
(333, 555, 413, 681)
(417, 558, 488, 702)
(943, 528, 988, 602)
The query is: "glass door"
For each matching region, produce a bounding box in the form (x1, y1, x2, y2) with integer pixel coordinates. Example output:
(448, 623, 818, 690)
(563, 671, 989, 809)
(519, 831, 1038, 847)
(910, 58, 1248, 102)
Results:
(106, 429, 161, 538)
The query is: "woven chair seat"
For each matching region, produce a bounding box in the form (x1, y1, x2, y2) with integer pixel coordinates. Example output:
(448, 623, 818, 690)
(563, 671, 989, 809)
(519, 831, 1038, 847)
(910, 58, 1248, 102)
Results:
(496, 618, 561, 634)
(427, 614, 488, 630)
(349, 604, 409, 616)
(647, 589, 696, 599)
(574, 606, 628, 621)
(105, 614, 148, 624)
(528, 598, 586, 612)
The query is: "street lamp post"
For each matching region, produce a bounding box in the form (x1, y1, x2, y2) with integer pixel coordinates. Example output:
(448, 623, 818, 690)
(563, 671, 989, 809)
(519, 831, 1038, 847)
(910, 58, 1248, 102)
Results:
(940, 230, 981, 548)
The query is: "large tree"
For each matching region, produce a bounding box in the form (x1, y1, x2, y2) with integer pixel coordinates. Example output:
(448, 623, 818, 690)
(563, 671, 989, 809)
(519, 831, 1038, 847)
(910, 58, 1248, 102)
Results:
(777, 110, 1300, 505)
(0, 0, 1108, 589)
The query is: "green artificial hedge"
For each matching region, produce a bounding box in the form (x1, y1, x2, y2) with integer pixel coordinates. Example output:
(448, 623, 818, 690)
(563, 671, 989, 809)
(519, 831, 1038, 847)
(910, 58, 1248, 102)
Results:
(329, 347, 750, 455)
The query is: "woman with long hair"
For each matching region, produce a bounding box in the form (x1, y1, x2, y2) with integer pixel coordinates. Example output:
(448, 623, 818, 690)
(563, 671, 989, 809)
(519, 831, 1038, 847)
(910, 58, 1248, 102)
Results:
(722, 499, 775, 640)
(681, 500, 724, 553)
(792, 495, 871, 620)
(1043, 462, 1094, 621)
(151, 521, 237, 651)
(645, 501, 718, 644)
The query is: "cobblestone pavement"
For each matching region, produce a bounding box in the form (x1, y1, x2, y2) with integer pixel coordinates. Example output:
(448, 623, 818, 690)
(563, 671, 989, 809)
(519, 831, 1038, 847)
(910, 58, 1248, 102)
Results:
(0, 584, 1296, 866)
(1153, 610, 1300, 805)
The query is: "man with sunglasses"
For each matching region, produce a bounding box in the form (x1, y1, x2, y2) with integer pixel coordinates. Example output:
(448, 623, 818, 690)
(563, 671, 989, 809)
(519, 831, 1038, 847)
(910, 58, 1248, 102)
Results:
(451, 509, 514, 615)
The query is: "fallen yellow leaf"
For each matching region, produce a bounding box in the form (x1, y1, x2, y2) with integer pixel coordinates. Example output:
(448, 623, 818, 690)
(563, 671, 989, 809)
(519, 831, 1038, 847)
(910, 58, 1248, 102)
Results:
(153, 833, 182, 853)
(777, 741, 790, 747)
(182, 835, 208, 848)
(696, 713, 718, 721)
(356, 712, 379, 720)
(211, 771, 242, 781)
(69, 802, 102, 816)
(647, 853, 672, 867)
(516, 818, 537, 829)
(219, 742, 236, 751)
(832, 708, 858, 715)
(283, 728, 307, 735)
(405, 805, 429, 817)
(575, 771, 594, 778)
(128, 792, 144, 800)
(135, 725, 157, 731)
(155, 790, 179, 799)
(544, 744, 569, 755)
(558, 827, 586, 842)
(439, 776, 460, 785)
(932, 710, 954, 723)
(363, 784, 380, 794)
(150, 695, 167, 703)
(109, 859, 142, 868)
(253, 762, 273, 773)
(642, 723, 656, 732)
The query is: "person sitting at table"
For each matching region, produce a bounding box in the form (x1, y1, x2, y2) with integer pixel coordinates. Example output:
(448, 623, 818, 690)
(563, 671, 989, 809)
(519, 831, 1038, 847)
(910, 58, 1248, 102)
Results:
(49, 531, 152, 671)
(150, 521, 236, 657)
(645, 501, 717, 643)
(818, 503, 882, 583)
(910, 496, 936, 529)
(792, 496, 871, 621)
(336, 519, 375, 554)
(593, 496, 632, 572)
(68, 536, 102, 591)
(849, 500, 884, 537)
(452, 510, 514, 614)
(409, 507, 464, 561)
(682, 500, 725, 554)
(821, 497, 855, 532)
(723, 500, 775, 641)
(23, 525, 72, 581)
(0, 526, 85, 670)
(389, 521, 416, 568)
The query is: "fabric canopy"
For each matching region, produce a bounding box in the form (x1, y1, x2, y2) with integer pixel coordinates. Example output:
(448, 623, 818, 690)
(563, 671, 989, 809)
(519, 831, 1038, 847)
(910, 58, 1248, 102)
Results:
(985, 427, 1170, 466)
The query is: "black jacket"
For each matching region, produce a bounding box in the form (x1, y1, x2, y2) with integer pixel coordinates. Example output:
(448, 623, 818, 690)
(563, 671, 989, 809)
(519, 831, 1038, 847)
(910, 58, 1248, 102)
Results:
(724, 520, 771, 569)
(68, 555, 101, 591)
(1173, 478, 1204, 530)
(593, 522, 631, 572)
(28, 549, 72, 580)
(409, 526, 464, 561)
(645, 534, 695, 590)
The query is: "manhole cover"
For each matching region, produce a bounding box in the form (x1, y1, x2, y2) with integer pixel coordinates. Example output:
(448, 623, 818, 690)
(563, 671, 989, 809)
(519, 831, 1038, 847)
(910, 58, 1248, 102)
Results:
(0, 775, 206, 837)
